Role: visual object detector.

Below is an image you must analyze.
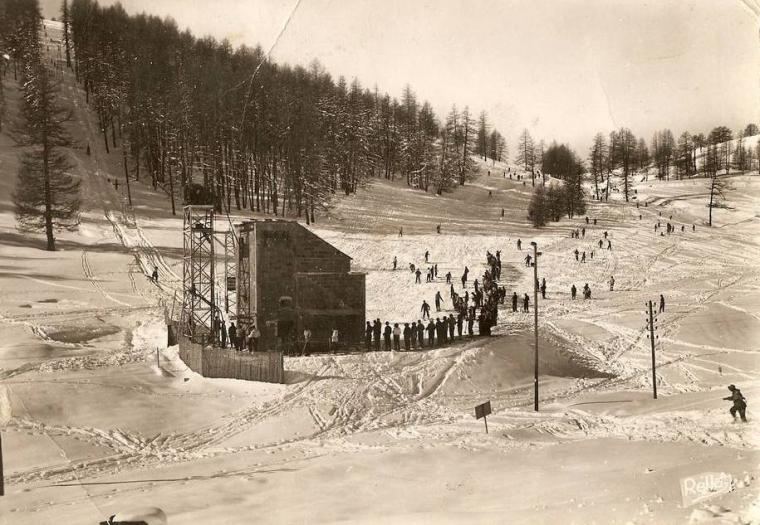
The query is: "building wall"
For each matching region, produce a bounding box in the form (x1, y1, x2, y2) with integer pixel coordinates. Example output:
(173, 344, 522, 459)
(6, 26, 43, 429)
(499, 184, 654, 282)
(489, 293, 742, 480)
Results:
(237, 220, 365, 350)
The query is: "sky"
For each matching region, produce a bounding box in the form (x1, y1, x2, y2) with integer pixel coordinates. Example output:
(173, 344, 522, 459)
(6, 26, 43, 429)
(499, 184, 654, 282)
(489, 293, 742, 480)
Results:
(41, 0, 760, 154)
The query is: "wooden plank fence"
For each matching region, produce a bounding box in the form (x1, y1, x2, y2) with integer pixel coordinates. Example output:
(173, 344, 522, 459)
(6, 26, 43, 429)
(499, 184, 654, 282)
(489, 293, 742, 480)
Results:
(178, 335, 284, 384)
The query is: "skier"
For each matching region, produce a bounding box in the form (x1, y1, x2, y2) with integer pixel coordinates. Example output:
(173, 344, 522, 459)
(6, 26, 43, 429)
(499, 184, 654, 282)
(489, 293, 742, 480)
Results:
(403, 323, 411, 351)
(571, 284, 577, 300)
(415, 269, 422, 284)
(593, 218, 597, 225)
(393, 256, 397, 270)
(435, 291, 443, 312)
(598, 239, 603, 249)
(421, 300, 431, 319)
(692, 224, 696, 232)
(373, 319, 382, 351)
(446, 271, 452, 284)
(581, 227, 585, 238)
(434, 264, 439, 278)
(581, 251, 586, 263)
(151, 266, 159, 283)
(574, 249, 579, 261)
(583, 283, 591, 299)
(723, 385, 748, 423)
(399, 227, 403, 237)
(585, 216, 589, 224)
(607, 239, 612, 251)
(525, 254, 532, 267)
(392, 323, 401, 351)
(512, 292, 518, 312)
(517, 238, 522, 250)
(523, 293, 530, 313)
(659, 294, 665, 313)
(425, 250, 430, 263)
(383, 322, 392, 351)
(436, 224, 441, 234)
(608, 275, 615, 291)
(501, 208, 505, 218)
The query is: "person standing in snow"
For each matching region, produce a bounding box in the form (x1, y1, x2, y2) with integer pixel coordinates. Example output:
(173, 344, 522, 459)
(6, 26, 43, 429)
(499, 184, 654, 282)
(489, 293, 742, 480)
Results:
(571, 284, 577, 300)
(415, 268, 422, 284)
(446, 271, 452, 284)
(373, 319, 382, 351)
(574, 249, 579, 261)
(392, 323, 401, 351)
(517, 238, 522, 250)
(581, 251, 586, 263)
(607, 239, 612, 250)
(403, 323, 411, 351)
(151, 266, 159, 283)
(417, 320, 426, 348)
(228, 322, 238, 350)
(399, 227, 403, 237)
(724, 385, 748, 423)
(410, 321, 417, 348)
(421, 300, 431, 319)
(598, 239, 603, 249)
(523, 293, 530, 312)
(425, 250, 430, 263)
(426, 319, 436, 346)
(393, 256, 397, 270)
(659, 294, 665, 313)
(512, 292, 518, 312)
(383, 322, 392, 351)
(247, 324, 260, 352)
(608, 275, 615, 291)
(220, 320, 227, 348)
(448, 314, 456, 340)
(540, 278, 547, 299)
(436, 224, 441, 234)
(435, 291, 443, 312)
(525, 253, 532, 267)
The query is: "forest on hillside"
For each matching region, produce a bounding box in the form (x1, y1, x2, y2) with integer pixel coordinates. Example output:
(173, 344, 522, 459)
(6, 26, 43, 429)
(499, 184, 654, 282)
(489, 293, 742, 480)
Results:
(9, 0, 509, 222)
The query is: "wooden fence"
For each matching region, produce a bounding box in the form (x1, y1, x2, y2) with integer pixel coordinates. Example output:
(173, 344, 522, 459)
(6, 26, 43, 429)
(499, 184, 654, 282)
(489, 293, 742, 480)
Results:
(178, 335, 284, 384)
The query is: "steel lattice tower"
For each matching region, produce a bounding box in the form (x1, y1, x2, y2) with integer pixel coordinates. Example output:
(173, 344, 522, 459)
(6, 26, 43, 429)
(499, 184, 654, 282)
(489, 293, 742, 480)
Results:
(182, 206, 216, 344)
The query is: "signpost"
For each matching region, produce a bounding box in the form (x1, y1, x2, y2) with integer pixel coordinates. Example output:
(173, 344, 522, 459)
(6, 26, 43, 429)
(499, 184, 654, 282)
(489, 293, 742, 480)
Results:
(475, 400, 492, 433)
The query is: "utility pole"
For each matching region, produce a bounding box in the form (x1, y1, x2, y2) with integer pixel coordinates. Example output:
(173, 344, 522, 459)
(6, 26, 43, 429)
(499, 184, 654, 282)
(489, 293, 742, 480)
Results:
(647, 300, 658, 399)
(530, 241, 540, 411)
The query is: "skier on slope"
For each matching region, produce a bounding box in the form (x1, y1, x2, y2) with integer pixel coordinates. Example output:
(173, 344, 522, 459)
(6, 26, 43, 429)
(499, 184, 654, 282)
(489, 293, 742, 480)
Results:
(724, 385, 748, 423)
(421, 300, 431, 319)
(435, 291, 443, 312)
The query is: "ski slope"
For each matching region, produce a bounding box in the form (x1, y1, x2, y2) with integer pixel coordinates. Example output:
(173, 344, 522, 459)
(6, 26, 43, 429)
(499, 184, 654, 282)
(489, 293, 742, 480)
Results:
(0, 20, 757, 525)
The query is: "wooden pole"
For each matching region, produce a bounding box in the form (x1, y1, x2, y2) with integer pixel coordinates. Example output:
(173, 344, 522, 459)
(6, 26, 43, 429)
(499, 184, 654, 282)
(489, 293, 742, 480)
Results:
(648, 300, 657, 399)
(483, 415, 488, 434)
(533, 242, 539, 412)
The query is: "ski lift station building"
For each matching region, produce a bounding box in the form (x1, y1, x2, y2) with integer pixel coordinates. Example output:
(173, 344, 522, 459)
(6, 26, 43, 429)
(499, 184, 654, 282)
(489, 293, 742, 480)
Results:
(236, 219, 366, 351)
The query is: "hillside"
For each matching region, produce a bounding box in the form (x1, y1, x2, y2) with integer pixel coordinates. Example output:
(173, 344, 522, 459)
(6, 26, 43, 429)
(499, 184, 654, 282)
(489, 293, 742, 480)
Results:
(0, 19, 758, 525)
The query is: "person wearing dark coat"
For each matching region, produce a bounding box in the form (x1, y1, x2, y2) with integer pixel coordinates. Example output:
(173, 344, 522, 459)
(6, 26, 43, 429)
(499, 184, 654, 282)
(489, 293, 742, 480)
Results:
(228, 322, 238, 350)
(220, 320, 227, 348)
(435, 291, 443, 311)
(457, 313, 464, 337)
(392, 323, 401, 351)
(571, 284, 577, 300)
(383, 322, 392, 351)
(512, 292, 518, 312)
(417, 320, 425, 348)
(373, 319, 382, 351)
(403, 323, 411, 351)
(659, 294, 665, 313)
(421, 300, 431, 319)
(724, 385, 748, 422)
(523, 294, 530, 313)
(467, 315, 475, 336)
(410, 321, 417, 348)
(426, 320, 436, 346)
(365, 321, 373, 351)
(448, 314, 456, 340)
(415, 269, 422, 284)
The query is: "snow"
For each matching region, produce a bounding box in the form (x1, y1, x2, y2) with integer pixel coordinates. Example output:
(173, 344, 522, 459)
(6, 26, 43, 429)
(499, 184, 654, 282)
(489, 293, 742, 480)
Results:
(0, 21, 757, 525)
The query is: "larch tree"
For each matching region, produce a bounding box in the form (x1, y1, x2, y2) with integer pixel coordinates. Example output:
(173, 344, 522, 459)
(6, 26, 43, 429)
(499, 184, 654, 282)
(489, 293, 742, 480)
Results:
(14, 55, 80, 250)
(588, 132, 607, 200)
(515, 128, 534, 182)
(475, 111, 489, 161)
(617, 127, 636, 202)
(705, 138, 731, 226)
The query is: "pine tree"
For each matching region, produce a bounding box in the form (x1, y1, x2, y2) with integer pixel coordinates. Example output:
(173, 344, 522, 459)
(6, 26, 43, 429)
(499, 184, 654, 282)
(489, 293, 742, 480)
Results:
(515, 128, 534, 182)
(588, 132, 607, 200)
(528, 185, 547, 227)
(61, 0, 72, 68)
(14, 60, 80, 250)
